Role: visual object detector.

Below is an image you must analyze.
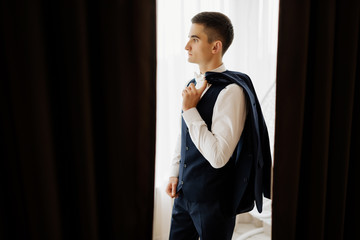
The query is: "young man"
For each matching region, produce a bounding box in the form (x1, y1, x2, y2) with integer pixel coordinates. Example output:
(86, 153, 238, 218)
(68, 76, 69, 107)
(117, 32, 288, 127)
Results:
(166, 12, 272, 240)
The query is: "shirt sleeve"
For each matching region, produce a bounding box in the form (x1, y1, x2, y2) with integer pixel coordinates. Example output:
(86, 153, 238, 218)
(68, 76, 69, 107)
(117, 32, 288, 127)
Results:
(169, 133, 181, 178)
(182, 83, 247, 168)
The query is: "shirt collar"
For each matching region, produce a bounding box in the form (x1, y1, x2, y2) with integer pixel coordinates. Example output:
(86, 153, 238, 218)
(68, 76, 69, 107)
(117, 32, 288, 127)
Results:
(209, 63, 226, 73)
(194, 63, 226, 82)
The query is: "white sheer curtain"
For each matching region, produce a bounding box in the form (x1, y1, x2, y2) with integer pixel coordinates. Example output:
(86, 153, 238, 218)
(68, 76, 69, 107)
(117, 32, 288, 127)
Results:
(154, 1, 279, 239)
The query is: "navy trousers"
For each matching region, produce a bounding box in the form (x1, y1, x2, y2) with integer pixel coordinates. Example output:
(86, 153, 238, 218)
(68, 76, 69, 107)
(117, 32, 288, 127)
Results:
(169, 193, 236, 240)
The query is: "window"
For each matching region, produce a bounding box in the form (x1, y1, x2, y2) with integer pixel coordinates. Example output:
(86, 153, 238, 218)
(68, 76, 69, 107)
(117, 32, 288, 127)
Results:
(154, 1, 279, 239)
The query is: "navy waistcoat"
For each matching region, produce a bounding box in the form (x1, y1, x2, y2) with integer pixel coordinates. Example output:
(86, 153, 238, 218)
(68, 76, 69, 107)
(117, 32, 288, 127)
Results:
(177, 80, 237, 203)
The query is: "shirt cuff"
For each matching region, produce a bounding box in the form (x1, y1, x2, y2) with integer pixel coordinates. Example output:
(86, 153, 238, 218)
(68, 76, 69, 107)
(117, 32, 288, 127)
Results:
(169, 165, 179, 178)
(182, 107, 203, 126)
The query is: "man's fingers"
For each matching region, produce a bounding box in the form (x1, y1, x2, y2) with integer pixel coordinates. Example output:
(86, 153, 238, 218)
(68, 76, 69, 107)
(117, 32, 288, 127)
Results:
(172, 183, 176, 197)
(165, 184, 171, 196)
(185, 81, 205, 94)
(165, 182, 178, 198)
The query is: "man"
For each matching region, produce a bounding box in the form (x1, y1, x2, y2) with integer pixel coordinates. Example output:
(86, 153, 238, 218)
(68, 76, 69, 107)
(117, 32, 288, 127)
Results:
(166, 12, 272, 240)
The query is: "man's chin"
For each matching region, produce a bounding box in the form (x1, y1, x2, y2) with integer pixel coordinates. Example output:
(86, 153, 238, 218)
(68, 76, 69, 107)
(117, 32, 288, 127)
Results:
(187, 58, 196, 63)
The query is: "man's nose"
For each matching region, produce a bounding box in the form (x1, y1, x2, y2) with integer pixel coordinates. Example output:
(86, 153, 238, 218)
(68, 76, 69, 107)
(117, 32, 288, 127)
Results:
(185, 41, 190, 50)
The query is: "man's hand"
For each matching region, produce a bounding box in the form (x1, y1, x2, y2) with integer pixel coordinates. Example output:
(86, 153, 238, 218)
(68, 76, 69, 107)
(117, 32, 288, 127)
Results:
(182, 80, 207, 111)
(166, 177, 179, 198)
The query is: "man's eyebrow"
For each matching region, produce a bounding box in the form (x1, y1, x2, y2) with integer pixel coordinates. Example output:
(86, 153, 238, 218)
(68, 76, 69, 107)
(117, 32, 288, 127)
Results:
(189, 35, 200, 39)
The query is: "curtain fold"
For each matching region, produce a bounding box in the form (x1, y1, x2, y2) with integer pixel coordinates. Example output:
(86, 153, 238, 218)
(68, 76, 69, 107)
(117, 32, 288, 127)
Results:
(0, 0, 156, 239)
(273, 0, 360, 239)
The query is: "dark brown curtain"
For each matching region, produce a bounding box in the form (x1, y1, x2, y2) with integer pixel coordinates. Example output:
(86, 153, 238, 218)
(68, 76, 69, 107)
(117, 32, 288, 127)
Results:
(0, 0, 156, 239)
(273, 0, 360, 239)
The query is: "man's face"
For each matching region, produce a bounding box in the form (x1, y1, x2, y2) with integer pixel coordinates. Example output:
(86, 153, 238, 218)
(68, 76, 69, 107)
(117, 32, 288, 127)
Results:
(185, 23, 214, 66)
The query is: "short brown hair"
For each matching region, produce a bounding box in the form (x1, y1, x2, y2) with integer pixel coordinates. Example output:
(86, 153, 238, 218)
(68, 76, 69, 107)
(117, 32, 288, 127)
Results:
(191, 12, 234, 55)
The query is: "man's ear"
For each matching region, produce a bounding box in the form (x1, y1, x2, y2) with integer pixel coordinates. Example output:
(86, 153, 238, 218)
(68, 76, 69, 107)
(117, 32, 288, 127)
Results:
(212, 41, 223, 54)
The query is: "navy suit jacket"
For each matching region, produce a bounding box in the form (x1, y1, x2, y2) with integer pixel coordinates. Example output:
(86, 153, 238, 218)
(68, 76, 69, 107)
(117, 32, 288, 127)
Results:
(205, 70, 272, 214)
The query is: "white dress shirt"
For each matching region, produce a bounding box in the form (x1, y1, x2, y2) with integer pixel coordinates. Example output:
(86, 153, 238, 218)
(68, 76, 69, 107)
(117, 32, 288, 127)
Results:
(169, 64, 247, 177)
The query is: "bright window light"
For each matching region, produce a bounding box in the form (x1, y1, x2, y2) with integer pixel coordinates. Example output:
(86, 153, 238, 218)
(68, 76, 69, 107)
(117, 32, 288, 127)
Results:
(154, 1, 279, 239)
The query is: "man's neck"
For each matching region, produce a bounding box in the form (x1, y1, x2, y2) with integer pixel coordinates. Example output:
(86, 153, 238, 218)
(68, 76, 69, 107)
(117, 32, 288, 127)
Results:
(199, 59, 223, 74)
